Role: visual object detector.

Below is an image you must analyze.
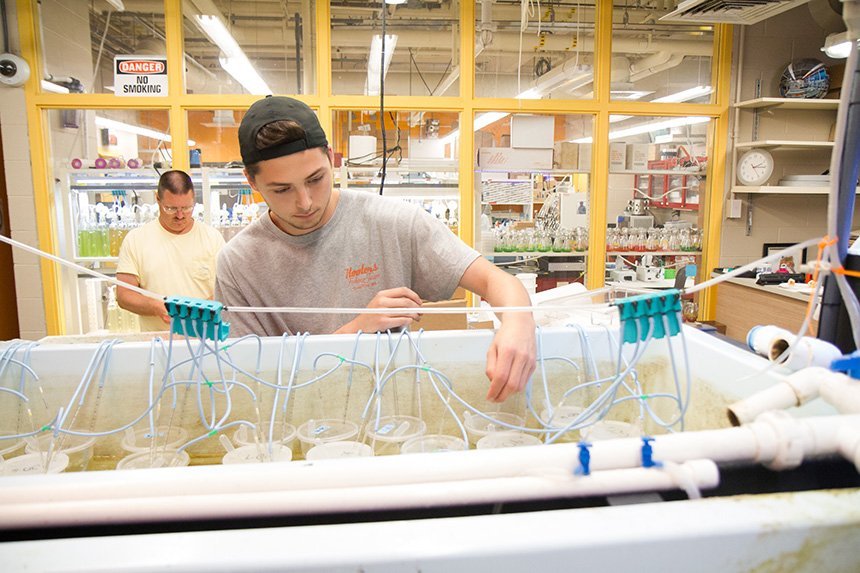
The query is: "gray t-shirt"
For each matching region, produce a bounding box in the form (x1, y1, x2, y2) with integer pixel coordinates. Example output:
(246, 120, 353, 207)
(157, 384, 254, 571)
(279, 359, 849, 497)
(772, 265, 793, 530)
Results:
(215, 189, 480, 336)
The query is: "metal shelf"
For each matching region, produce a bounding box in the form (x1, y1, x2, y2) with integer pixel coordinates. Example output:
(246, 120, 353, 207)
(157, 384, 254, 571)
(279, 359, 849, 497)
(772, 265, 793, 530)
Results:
(607, 251, 702, 256)
(489, 251, 588, 257)
(734, 97, 839, 110)
(735, 140, 834, 150)
(611, 170, 707, 176)
(732, 186, 860, 195)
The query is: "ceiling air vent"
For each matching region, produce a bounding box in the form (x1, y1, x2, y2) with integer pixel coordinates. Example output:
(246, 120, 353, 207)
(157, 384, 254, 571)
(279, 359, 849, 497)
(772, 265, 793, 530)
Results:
(660, 0, 811, 25)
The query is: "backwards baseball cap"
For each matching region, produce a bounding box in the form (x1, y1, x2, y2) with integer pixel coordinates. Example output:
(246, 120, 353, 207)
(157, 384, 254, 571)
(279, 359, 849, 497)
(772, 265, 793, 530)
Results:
(239, 96, 329, 165)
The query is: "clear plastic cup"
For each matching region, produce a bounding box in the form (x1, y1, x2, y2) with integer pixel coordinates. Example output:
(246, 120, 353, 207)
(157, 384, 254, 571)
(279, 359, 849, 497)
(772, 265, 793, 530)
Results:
(296, 419, 359, 458)
(222, 444, 293, 465)
(234, 421, 297, 449)
(305, 441, 373, 461)
(580, 420, 640, 441)
(539, 405, 586, 442)
(0, 435, 24, 459)
(400, 434, 467, 454)
(476, 431, 542, 449)
(463, 411, 525, 446)
(26, 434, 96, 472)
(121, 426, 189, 453)
(116, 449, 190, 470)
(365, 415, 426, 456)
(1, 452, 69, 476)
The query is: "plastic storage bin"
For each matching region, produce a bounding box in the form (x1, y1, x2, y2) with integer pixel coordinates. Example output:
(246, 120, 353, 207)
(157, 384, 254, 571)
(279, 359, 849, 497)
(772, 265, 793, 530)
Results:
(476, 431, 542, 449)
(400, 434, 467, 454)
(365, 415, 427, 455)
(305, 441, 373, 461)
(25, 434, 95, 472)
(1, 452, 69, 476)
(464, 411, 525, 446)
(296, 419, 359, 458)
(222, 444, 293, 465)
(116, 449, 190, 470)
(121, 426, 188, 453)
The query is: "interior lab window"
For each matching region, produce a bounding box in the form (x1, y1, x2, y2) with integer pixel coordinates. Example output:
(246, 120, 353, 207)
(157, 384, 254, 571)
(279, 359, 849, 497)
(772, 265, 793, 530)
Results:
(474, 1, 597, 100)
(609, 5, 715, 103)
(38, 1, 166, 94)
(330, 1, 460, 97)
(604, 114, 712, 290)
(182, 0, 317, 95)
(472, 112, 594, 287)
(330, 109, 461, 232)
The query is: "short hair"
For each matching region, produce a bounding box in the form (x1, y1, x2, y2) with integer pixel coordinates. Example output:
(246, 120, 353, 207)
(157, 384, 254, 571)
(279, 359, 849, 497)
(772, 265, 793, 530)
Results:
(157, 170, 194, 200)
(245, 120, 329, 178)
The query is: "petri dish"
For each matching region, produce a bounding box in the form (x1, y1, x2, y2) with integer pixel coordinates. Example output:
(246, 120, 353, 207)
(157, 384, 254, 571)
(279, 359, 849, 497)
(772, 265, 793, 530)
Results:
(296, 419, 359, 457)
(234, 421, 297, 449)
(400, 434, 467, 454)
(305, 441, 373, 461)
(1, 452, 69, 476)
(26, 433, 96, 472)
(121, 426, 189, 453)
(476, 431, 543, 449)
(116, 449, 190, 470)
(365, 415, 427, 455)
(463, 411, 525, 445)
(222, 444, 293, 465)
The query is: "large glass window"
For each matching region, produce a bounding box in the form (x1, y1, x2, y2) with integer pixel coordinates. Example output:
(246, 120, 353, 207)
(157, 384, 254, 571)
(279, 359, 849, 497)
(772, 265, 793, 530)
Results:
(331, 109, 460, 231)
(603, 114, 711, 294)
(330, 1, 460, 97)
(475, 2, 597, 100)
(182, 1, 317, 95)
(39, 1, 166, 94)
(472, 112, 594, 289)
(610, 5, 714, 103)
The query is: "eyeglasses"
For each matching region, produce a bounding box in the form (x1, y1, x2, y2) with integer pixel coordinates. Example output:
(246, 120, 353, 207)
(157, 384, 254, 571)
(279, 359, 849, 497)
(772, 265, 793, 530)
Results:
(160, 204, 195, 214)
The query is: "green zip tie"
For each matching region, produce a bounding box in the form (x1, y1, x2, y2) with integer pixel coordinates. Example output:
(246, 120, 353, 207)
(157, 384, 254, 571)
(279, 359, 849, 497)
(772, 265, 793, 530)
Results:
(208, 429, 218, 437)
(40, 425, 51, 432)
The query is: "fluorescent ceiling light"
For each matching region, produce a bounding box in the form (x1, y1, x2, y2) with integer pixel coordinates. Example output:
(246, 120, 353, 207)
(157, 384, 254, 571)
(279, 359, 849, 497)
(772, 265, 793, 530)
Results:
(822, 32, 854, 59)
(571, 116, 710, 143)
(652, 85, 712, 103)
(441, 112, 510, 144)
(105, 0, 125, 11)
(195, 14, 271, 94)
(610, 90, 654, 101)
(366, 34, 398, 96)
(41, 80, 69, 94)
(95, 116, 196, 146)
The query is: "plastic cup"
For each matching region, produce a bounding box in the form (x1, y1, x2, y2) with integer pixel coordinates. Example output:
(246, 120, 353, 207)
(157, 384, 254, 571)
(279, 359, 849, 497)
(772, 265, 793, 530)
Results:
(222, 444, 293, 465)
(463, 411, 525, 446)
(400, 434, 467, 454)
(234, 421, 297, 449)
(580, 420, 640, 441)
(296, 419, 359, 458)
(477, 431, 543, 449)
(1, 452, 69, 476)
(365, 415, 427, 455)
(26, 434, 95, 472)
(121, 426, 189, 453)
(305, 441, 373, 461)
(540, 405, 586, 442)
(0, 435, 24, 459)
(116, 449, 190, 470)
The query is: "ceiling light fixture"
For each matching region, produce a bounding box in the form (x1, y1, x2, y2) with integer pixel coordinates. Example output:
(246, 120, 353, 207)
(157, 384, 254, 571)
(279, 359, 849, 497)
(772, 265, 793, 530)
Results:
(366, 34, 398, 96)
(41, 80, 69, 94)
(94, 116, 196, 146)
(515, 63, 594, 99)
(822, 32, 854, 59)
(571, 116, 711, 143)
(195, 15, 271, 95)
(441, 111, 510, 145)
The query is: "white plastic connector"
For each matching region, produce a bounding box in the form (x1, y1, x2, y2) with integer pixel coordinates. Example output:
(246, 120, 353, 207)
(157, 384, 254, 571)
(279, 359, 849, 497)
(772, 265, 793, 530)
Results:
(755, 410, 806, 471)
(770, 336, 843, 371)
(837, 422, 860, 473)
(819, 372, 860, 414)
(727, 367, 826, 426)
(746, 325, 793, 357)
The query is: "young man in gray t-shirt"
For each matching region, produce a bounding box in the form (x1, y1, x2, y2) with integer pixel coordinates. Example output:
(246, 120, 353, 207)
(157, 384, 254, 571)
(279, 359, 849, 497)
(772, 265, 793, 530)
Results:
(215, 96, 535, 403)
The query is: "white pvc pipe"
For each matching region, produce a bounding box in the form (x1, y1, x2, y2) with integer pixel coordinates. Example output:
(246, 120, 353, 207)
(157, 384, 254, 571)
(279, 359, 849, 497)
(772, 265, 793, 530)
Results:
(0, 461, 719, 530)
(838, 424, 860, 473)
(821, 374, 860, 414)
(727, 367, 831, 425)
(769, 336, 842, 371)
(2, 415, 857, 510)
(746, 325, 794, 358)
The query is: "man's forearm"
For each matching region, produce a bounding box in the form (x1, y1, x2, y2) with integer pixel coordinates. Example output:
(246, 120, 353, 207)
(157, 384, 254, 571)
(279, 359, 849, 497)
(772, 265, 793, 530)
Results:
(117, 288, 166, 318)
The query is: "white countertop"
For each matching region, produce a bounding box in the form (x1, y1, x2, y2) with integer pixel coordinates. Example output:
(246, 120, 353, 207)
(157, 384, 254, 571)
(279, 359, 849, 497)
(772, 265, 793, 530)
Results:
(711, 274, 816, 303)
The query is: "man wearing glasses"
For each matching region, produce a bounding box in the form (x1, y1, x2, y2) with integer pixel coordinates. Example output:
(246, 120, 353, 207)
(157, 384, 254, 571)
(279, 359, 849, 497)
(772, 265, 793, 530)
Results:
(117, 170, 225, 332)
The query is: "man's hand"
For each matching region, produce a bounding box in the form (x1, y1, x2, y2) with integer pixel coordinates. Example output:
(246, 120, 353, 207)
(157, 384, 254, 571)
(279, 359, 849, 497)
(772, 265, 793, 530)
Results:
(336, 287, 422, 334)
(485, 314, 536, 403)
(155, 299, 171, 325)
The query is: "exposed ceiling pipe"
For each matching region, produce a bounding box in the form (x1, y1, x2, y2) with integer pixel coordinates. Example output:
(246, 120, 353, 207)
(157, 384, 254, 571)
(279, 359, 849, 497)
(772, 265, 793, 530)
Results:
(629, 51, 686, 82)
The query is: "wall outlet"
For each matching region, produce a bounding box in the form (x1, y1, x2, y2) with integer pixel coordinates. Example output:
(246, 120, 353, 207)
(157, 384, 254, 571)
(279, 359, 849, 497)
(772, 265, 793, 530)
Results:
(727, 199, 743, 219)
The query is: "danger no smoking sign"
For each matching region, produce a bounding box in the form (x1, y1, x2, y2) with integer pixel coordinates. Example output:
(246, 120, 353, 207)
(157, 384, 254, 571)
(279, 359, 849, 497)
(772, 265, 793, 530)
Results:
(114, 56, 168, 96)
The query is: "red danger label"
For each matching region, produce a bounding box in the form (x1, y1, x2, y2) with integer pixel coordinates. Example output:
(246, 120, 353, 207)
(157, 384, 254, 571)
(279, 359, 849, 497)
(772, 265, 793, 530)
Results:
(118, 60, 165, 74)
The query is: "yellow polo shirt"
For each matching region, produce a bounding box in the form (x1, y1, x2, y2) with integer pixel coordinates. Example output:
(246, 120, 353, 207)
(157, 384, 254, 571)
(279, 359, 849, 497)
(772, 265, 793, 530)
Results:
(117, 219, 225, 332)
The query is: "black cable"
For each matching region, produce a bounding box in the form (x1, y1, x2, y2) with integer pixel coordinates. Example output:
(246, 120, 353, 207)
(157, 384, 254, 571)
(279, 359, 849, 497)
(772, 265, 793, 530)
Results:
(378, 4, 387, 196)
(430, 59, 453, 95)
(0, 0, 9, 54)
(409, 48, 433, 95)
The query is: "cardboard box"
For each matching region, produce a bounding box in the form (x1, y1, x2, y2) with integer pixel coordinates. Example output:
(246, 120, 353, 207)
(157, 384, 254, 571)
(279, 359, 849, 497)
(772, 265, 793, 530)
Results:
(609, 142, 627, 172)
(478, 147, 554, 170)
(626, 143, 658, 170)
(578, 143, 592, 171)
(554, 142, 579, 169)
(420, 298, 467, 331)
(511, 115, 555, 149)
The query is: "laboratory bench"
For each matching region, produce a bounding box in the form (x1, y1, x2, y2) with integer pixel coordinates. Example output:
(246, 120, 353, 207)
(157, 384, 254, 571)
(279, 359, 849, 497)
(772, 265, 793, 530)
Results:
(713, 274, 818, 344)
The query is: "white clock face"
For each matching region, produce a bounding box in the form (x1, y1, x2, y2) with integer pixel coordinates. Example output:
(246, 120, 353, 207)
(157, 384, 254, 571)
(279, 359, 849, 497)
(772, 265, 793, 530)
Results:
(737, 149, 774, 186)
